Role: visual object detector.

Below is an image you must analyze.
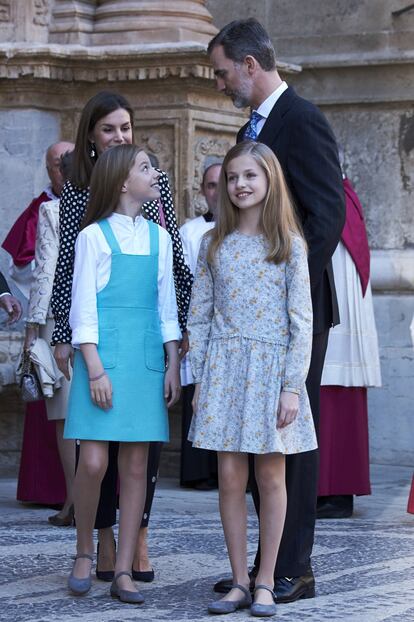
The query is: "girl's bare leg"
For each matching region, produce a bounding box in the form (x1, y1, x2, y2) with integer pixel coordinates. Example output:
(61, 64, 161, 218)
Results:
(216, 452, 250, 602)
(254, 452, 286, 605)
(72, 440, 109, 578)
(55, 420, 76, 516)
(115, 442, 149, 591)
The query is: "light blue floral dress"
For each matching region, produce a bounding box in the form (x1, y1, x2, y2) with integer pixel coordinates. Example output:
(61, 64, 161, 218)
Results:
(188, 230, 317, 455)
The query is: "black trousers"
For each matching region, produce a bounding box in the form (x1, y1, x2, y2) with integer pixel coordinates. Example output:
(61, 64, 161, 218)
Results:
(250, 329, 329, 578)
(180, 385, 218, 485)
(81, 441, 163, 530)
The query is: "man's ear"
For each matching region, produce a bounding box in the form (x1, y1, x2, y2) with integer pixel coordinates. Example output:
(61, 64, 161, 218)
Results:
(244, 55, 258, 75)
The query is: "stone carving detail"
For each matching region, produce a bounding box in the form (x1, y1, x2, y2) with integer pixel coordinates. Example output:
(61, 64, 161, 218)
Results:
(0, 0, 11, 22)
(0, 57, 214, 84)
(34, 0, 50, 26)
(136, 129, 174, 180)
(192, 135, 232, 215)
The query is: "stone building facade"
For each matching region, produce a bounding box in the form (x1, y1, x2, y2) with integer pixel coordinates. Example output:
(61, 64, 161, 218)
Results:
(0, 0, 412, 474)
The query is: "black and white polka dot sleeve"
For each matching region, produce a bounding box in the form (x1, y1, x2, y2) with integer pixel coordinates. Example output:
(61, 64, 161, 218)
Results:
(50, 181, 89, 345)
(142, 171, 193, 332)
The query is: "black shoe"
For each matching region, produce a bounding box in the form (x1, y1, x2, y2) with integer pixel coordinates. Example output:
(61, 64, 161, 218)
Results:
(317, 495, 353, 519)
(274, 569, 315, 603)
(213, 567, 257, 594)
(131, 567, 154, 582)
(96, 541, 115, 582)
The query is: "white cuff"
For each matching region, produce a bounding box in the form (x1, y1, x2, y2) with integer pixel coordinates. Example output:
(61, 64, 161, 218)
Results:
(161, 323, 181, 344)
(71, 327, 99, 348)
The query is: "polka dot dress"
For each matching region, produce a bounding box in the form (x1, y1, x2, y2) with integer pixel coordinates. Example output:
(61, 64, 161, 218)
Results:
(50, 171, 193, 345)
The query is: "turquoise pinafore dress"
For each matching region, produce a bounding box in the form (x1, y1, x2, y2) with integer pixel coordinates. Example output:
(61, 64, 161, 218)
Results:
(64, 218, 169, 442)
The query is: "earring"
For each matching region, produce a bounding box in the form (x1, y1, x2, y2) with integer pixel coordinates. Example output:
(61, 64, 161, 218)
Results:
(89, 142, 96, 158)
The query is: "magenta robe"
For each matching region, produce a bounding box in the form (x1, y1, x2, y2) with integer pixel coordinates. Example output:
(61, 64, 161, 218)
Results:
(318, 178, 372, 497)
(3, 191, 66, 505)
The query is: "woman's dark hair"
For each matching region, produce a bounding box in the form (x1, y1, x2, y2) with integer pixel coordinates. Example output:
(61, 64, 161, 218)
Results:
(82, 144, 143, 229)
(71, 91, 134, 189)
(208, 18, 277, 71)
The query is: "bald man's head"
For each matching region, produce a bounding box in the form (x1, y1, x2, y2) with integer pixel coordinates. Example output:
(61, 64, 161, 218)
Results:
(46, 141, 74, 196)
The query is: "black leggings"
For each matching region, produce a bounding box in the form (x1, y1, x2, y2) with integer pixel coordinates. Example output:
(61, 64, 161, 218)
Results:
(76, 441, 162, 530)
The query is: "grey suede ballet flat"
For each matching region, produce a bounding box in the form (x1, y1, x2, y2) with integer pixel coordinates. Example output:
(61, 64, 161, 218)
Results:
(250, 584, 277, 617)
(110, 571, 145, 604)
(208, 583, 252, 614)
(68, 553, 93, 596)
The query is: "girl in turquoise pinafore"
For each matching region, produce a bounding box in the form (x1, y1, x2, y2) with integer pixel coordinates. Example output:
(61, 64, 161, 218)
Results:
(64, 145, 181, 603)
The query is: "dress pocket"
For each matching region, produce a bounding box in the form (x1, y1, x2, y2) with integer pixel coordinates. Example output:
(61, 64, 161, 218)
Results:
(98, 328, 118, 369)
(144, 330, 165, 373)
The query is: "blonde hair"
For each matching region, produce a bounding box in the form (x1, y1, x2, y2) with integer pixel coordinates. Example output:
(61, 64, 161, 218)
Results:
(82, 144, 144, 229)
(207, 141, 305, 265)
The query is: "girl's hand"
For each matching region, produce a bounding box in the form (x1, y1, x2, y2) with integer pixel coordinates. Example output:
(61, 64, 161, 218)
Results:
(54, 343, 74, 381)
(24, 324, 39, 351)
(192, 383, 201, 415)
(164, 365, 181, 408)
(277, 390, 299, 429)
(178, 330, 189, 361)
(90, 373, 113, 410)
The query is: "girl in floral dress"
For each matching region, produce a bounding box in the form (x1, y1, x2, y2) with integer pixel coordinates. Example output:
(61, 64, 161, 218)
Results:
(188, 141, 317, 617)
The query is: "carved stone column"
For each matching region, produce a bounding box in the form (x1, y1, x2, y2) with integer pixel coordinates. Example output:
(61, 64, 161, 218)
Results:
(49, 0, 96, 45)
(92, 0, 217, 45)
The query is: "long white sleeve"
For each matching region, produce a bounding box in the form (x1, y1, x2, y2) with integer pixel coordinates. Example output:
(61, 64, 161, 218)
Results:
(70, 230, 99, 347)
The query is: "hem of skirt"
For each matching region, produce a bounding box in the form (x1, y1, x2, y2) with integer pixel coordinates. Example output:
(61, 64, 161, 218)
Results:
(190, 442, 318, 455)
(65, 434, 169, 442)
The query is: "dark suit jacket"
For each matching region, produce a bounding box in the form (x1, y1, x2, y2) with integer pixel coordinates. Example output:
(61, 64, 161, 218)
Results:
(237, 86, 345, 333)
(0, 271, 11, 296)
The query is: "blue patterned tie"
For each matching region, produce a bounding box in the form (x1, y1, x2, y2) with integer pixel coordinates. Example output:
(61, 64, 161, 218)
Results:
(244, 111, 263, 141)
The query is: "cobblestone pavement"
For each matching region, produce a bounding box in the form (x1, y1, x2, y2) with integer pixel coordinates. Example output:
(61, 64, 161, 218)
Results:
(0, 464, 413, 622)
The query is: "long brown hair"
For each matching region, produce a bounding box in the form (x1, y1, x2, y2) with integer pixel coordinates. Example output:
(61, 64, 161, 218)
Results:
(71, 91, 134, 190)
(207, 141, 305, 265)
(82, 144, 143, 229)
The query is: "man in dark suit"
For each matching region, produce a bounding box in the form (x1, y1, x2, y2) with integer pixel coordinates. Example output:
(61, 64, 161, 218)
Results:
(208, 18, 345, 603)
(0, 271, 22, 323)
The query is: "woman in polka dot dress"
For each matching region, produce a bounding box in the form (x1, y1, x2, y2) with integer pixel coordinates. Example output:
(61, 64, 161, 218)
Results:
(50, 91, 192, 584)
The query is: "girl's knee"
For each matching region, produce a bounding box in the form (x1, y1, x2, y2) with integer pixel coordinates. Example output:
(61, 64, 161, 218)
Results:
(255, 460, 285, 496)
(80, 453, 108, 481)
(120, 447, 147, 481)
(219, 467, 247, 495)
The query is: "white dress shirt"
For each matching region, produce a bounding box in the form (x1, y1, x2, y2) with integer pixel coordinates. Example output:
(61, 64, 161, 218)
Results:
(255, 81, 288, 136)
(70, 212, 181, 348)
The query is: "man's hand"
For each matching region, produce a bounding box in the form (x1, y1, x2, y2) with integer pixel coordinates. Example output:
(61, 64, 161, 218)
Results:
(0, 294, 22, 324)
(54, 343, 74, 381)
(277, 390, 299, 429)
